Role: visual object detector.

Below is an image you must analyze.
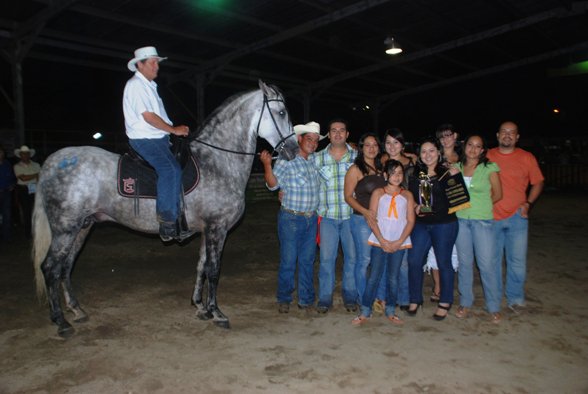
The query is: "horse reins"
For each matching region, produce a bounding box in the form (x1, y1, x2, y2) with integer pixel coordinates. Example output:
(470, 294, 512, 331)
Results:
(191, 90, 295, 159)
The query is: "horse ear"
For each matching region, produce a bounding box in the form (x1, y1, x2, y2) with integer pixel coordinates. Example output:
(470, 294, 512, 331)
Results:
(258, 79, 271, 96)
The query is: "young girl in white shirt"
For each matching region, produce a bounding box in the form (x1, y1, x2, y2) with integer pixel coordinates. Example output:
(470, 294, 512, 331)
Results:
(352, 159, 415, 325)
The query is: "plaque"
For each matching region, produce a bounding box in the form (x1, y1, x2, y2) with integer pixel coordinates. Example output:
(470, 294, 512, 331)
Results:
(442, 171, 471, 214)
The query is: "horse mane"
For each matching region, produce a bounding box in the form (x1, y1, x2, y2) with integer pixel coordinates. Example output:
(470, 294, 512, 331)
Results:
(189, 83, 283, 141)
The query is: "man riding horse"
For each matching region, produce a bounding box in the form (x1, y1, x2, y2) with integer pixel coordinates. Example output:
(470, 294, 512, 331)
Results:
(123, 46, 193, 242)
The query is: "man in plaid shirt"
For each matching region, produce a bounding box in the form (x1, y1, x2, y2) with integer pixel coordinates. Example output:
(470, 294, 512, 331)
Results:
(261, 122, 324, 314)
(312, 118, 358, 313)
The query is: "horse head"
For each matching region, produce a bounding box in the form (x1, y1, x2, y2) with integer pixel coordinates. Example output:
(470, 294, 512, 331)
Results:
(257, 80, 298, 161)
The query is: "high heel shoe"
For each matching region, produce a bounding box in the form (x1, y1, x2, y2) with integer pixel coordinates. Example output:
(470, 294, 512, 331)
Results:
(405, 303, 422, 316)
(433, 303, 451, 321)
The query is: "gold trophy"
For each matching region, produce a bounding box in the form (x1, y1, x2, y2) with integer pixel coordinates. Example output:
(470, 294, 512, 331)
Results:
(418, 171, 433, 214)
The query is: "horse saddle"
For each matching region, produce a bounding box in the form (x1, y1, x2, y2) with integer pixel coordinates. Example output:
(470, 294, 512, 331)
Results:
(117, 136, 199, 199)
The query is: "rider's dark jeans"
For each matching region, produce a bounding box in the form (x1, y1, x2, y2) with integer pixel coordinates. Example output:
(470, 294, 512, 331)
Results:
(129, 136, 181, 223)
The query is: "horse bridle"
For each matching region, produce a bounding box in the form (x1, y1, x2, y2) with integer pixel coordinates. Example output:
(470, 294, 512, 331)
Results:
(192, 90, 295, 158)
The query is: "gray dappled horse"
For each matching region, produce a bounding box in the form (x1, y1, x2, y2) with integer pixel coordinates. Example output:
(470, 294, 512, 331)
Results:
(33, 80, 298, 338)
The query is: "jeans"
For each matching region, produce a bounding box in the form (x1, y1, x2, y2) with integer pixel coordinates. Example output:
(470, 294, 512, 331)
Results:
(276, 210, 317, 306)
(317, 217, 357, 307)
(494, 212, 528, 306)
(397, 253, 410, 306)
(16, 186, 34, 238)
(456, 219, 501, 312)
(129, 136, 182, 223)
(360, 247, 405, 317)
(407, 221, 458, 305)
(350, 214, 386, 303)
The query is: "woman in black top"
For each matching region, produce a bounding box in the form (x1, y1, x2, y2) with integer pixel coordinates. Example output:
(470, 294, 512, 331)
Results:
(406, 136, 459, 320)
(344, 133, 386, 307)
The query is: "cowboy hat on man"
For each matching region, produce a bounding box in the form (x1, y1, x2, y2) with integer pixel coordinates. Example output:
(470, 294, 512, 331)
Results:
(127, 46, 168, 72)
(14, 145, 35, 158)
(293, 121, 326, 140)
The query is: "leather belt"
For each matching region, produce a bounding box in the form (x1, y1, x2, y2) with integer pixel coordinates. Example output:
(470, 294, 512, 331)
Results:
(281, 207, 315, 217)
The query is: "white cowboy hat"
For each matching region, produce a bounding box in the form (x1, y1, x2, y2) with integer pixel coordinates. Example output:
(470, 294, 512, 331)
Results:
(293, 121, 326, 140)
(14, 145, 35, 158)
(127, 46, 168, 72)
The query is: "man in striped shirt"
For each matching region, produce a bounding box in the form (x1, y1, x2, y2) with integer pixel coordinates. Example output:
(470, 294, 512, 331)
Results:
(261, 122, 324, 313)
(312, 118, 358, 313)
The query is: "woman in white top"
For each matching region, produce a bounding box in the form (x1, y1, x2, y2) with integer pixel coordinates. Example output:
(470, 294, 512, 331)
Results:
(352, 160, 415, 325)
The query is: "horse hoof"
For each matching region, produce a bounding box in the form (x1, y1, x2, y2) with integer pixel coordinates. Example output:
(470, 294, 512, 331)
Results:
(73, 315, 89, 323)
(197, 310, 213, 321)
(213, 319, 231, 329)
(58, 324, 75, 339)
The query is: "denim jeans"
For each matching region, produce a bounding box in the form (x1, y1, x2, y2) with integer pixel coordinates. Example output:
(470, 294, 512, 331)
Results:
(407, 221, 458, 305)
(317, 217, 357, 307)
(277, 210, 317, 306)
(129, 136, 182, 223)
(397, 253, 410, 306)
(456, 219, 501, 312)
(360, 247, 405, 317)
(350, 214, 386, 303)
(16, 186, 34, 238)
(494, 212, 528, 306)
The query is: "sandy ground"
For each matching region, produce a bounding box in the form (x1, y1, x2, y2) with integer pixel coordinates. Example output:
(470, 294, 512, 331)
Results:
(1, 192, 587, 394)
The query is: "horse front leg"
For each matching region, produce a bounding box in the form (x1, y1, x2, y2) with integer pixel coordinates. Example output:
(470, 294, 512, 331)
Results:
(205, 225, 230, 329)
(192, 225, 229, 328)
(192, 236, 213, 321)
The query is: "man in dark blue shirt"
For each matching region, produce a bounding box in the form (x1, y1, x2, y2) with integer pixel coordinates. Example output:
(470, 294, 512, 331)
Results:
(0, 146, 17, 242)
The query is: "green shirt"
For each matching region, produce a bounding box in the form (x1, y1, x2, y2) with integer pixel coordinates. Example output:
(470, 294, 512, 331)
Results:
(456, 162, 499, 220)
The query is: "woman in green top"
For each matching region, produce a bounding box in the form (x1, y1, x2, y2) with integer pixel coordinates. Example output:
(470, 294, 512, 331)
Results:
(454, 135, 503, 323)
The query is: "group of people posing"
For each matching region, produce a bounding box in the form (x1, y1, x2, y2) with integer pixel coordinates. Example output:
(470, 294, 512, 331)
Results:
(261, 119, 544, 326)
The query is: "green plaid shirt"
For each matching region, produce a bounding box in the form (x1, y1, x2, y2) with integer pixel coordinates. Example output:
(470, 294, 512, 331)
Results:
(310, 144, 357, 220)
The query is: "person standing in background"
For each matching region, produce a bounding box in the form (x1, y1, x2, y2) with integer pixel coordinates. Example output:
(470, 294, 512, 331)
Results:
(454, 135, 503, 323)
(0, 146, 17, 243)
(344, 133, 386, 311)
(313, 118, 358, 313)
(487, 121, 544, 314)
(13, 145, 40, 239)
(261, 122, 323, 314)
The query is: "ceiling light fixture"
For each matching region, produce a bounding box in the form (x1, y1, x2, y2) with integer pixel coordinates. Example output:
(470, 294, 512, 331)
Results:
(384, 37, 402, 55)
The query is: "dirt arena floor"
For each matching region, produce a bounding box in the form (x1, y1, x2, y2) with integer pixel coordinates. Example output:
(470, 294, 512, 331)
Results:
(1, 192, 587, 393)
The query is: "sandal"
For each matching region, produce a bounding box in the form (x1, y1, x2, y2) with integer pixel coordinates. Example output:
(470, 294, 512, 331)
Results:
(387, 315, 404, 326)
(455, 306, 469, 319)
(372, 299, 385, 314)
(490, 312, 502, 324)
(433, 303, 451, 321)
(351, 315, 370, 326)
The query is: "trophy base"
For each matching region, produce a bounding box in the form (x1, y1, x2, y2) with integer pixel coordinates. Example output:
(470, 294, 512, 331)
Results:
(419, 206, 434, 215)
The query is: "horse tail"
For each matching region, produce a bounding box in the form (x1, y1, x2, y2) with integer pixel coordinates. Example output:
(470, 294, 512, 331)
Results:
(32, 184, 51, 300)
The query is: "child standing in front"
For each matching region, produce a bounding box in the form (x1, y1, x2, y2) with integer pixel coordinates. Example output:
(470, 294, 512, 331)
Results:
(352, 160, 415, 325)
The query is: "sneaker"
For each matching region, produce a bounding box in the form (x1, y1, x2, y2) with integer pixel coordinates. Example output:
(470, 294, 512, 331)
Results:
(297, 304, 314, 311)
(508, 304, 526, 315)
(278, 303, 290, 314)
(345, 304, 358, 313)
